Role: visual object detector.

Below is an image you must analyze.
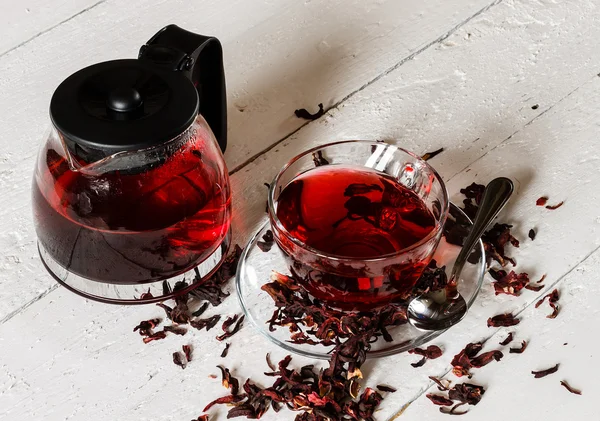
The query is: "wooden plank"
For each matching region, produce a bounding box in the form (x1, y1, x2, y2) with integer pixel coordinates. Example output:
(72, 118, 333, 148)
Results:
(0, 0, 499, 321)
(1, 2, 600, 420)
(0, 0, 102, 56)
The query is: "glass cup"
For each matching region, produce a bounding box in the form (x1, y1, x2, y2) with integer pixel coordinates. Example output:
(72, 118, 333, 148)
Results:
(268, 140, 449, 310)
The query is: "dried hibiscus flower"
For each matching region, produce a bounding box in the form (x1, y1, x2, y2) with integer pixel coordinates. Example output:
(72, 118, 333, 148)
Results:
(499, 332, 514, 345)
(509, 340, 527, 354)
(489, 269, 530, 296)
(192, 302, 209, 317)
(190, 315, 221, 331)
(189, 245, 242, 306)
(257, 229, 274, 252)
(173, 351, 186, 369)
(163, 325, 187, 336)
(183, 344, 192, 362)
(482, 223, 519, 267)
(536, 288, 560, 319)
(409, 345, 443, 368)
(429, 376, 451, 391)
(295, 103, 324, 121)
(451, 342, 503, 377)
(220, 343, 231, 358)
(546, 201, 564, 210)
(487, 313, 520, 327)
(377, 384, 397, 393)
(142, 330, 167, 344)
(216, 315, 245, 341)
(459, 182, 485, 220)
(536, 196, 548, 206)
(426, 381, 485, 416)
(439, 403, 468, 415)
(560, 380, 582, 395)
(312, 150, 329, 166)
(448, 382, 485, 406)
(532, 363, 559, 378)
(421, 147, 444, 161)
(205, 351, 385, 420)
(427, 394, 454, 406)
(133, 318, 161, 336)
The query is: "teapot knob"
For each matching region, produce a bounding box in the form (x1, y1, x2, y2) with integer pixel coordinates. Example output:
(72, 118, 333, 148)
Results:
(106, 87, 143, 113)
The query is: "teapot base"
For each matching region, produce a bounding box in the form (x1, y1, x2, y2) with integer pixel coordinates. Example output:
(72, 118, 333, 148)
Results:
(38, 227, 232, 305)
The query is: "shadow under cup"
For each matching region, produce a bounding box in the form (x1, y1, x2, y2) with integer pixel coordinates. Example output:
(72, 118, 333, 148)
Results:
(268, 141, 449, 311)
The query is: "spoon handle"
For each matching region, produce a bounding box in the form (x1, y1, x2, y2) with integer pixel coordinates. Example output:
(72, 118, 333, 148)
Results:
(449, 177, 514, 283)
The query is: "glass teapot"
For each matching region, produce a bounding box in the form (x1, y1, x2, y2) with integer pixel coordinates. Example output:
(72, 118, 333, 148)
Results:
(32, 25, 231, 303)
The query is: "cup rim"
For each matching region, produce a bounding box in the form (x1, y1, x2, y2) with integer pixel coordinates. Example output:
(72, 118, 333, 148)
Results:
(268, 140, 450, 263)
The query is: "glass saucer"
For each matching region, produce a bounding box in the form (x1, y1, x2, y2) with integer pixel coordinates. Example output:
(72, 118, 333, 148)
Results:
(236, 203, 485, 359)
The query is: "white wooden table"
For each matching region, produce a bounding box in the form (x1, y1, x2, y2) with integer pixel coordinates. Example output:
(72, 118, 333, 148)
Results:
(1, 0, 599, 419)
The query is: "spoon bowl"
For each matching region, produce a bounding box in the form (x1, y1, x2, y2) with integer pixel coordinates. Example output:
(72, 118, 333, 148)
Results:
(407, 177, 514, 331)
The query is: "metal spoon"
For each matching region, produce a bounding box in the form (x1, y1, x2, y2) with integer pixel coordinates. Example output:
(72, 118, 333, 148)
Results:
(407, 177, 514, 331)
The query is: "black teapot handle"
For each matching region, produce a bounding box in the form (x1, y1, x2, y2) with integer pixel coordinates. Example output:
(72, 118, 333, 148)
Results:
(139, 25, 227, 152)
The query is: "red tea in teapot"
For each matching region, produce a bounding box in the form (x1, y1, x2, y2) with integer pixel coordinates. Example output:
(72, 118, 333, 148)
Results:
(33, 131, 231, 284)
(274, 164, 437, 308)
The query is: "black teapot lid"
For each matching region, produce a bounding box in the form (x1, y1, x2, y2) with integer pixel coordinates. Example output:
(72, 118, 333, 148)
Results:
(50, 25, 227, 158)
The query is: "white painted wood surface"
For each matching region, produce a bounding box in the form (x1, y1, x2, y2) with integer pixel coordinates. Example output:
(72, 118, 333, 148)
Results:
(1, 0, 599, 419)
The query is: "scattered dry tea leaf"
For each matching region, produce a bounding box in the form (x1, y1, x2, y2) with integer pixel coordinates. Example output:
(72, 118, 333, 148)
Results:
(217, 365, 240, 396)
(409, 345, 443, 367)
(409, 345, 443, 359)
(481, 223, 519, 267)
(265, 353, 276, 372)
(509, 340, 527, 354)
(190, 315, 222, 331)
(142, 330, 167, 344)
(257, 229, 274, 252)
(163, 325, 187, 336)
(536, 289, 560, 319)
(421, 147, 444, 161)
(173, 352, 186, 369)
(470, 350, 503, 368)
(487, 313, 520, 327)
(411, 357, 426, 368)
(429, 376, 451, 391)
(448, 383, 486, 405)
(536, 196, 548, 206)
(183, 344, 192, 362)
(133, 318, 161, 336)
(451, 342, 503, 377)
(459, 182, 485, 220)
(499, 332, 514, 346)
(312, 150, 329, 166)
(295, 103, 324, 120)
(221, 314, 239, 331)
(560, 380, 582, 395)
(528, 229, 536, 241)
(139, 289, 153, 300)
(189, 245, 242, 306)
(220, 343, 231, 358)
(532, 363, 559, 378)
(216, 315, 245, 341)
(427, 394, 454, 406)
(192, 302, 209, 317)
(439, 402, 468, 415)
(546, 201, 564, 210)
(377, 384, 397, 393)
(489, 269, 531, 296)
